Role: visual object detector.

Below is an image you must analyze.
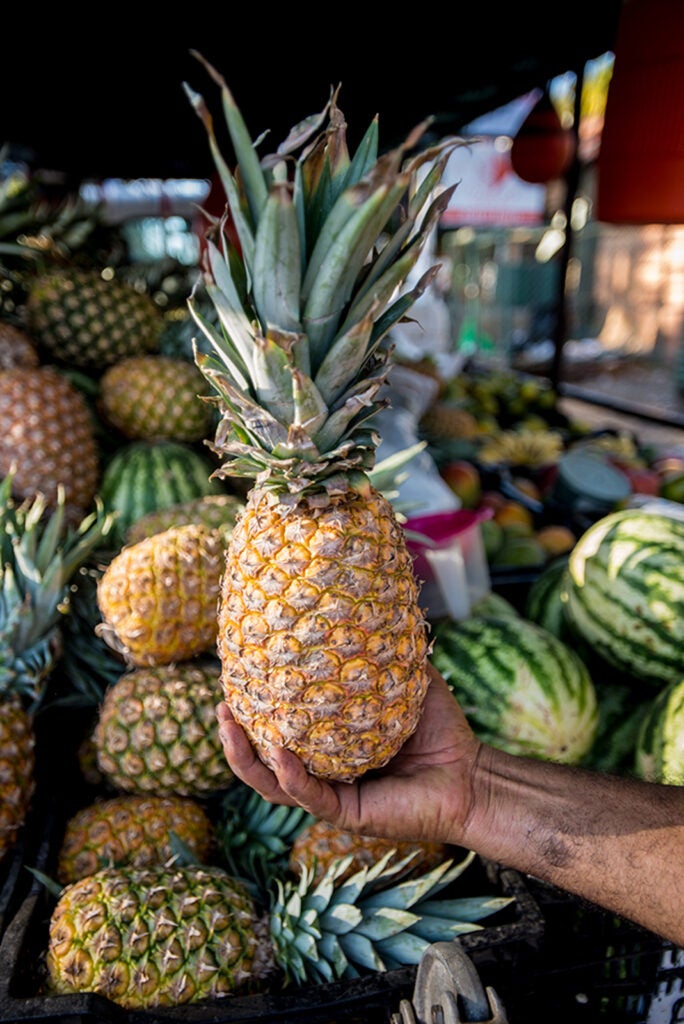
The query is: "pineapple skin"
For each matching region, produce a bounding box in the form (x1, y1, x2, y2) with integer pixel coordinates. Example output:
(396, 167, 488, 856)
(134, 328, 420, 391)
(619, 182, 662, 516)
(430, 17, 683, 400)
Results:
(98, 355, 214, 443)
(46, 864, 273, 1007)
(57, 794, 215, 884)
(217, 485, 431, 783)
(288, 818, 448, 885)
(26, 268, 162, 371)
(0, 365, 99, 518)
(96, 523, 225, 667)
(0, 695, 35, 862)
(93, 661, 234, 798)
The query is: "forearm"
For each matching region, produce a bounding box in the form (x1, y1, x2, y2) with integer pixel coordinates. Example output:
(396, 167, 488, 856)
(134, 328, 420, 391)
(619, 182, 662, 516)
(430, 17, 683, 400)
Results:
(460, 745, 684, 947)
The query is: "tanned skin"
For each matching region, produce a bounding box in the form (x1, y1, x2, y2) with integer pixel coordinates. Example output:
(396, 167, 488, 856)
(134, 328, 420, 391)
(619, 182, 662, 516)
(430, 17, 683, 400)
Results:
(217, 664, 684, 947)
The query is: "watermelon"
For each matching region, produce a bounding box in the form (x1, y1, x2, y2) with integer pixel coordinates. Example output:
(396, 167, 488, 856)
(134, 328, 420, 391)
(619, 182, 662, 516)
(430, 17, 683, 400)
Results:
(99, 441, 225, 546)
(634, 678, 684, 784)
(431, 616, 599, 764)
(524, 556, 571, 640)
(469, 591, 520, 620)
(563, 509, 684, 687)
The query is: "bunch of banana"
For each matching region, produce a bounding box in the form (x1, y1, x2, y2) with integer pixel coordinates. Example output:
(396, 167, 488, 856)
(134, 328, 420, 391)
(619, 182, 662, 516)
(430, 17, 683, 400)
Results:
(476, 427, 564, 469)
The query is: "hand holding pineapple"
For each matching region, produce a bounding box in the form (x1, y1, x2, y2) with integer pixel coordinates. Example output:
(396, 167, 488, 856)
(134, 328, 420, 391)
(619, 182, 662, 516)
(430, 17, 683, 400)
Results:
(218, 664, 684, 948)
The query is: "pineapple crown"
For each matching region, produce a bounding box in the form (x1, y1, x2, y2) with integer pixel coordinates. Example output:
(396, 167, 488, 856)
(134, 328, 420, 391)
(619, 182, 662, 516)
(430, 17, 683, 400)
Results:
(268, 847, 514, 986)
(0, 473, 115, 705)
(218, 785, 314, 896)
(184, 55, 465, 498)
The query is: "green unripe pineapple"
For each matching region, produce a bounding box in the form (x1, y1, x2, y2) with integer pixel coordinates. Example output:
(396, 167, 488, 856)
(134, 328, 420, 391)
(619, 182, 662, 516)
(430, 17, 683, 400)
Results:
(26, 267, 163, 372)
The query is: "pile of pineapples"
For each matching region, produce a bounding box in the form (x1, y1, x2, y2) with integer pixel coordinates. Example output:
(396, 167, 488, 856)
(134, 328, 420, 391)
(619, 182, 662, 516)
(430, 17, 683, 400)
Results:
(0, 69, 517, 1011)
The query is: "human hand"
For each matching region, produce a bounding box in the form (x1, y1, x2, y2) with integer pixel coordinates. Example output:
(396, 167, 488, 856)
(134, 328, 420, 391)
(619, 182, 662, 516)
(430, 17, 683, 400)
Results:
(216, 663, 482, 847)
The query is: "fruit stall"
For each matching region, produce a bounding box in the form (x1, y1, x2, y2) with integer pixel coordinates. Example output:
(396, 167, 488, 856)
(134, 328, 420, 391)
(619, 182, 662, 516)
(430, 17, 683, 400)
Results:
(3, 19, 684, 1024)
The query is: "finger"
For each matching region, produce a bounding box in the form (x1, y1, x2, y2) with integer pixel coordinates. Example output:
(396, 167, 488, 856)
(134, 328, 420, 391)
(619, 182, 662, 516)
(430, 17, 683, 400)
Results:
(270, 746, 345, 822)
(215, 702, 297, 806)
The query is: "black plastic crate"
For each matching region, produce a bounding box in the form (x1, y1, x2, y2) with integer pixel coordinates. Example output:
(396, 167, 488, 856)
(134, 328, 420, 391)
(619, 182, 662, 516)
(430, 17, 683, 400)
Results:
(497, 878, 684, 1024)
(0, 854, 543, 1024)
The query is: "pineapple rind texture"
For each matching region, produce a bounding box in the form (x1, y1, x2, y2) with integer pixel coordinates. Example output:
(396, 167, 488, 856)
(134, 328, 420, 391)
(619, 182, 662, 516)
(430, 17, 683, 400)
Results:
(218, 485, 431, 782)
(0, 694, 35, 862)
(57, 794, 215, 884)
(288, 818, 448, 885)
(98, 355, 214, 443)
(46, 865, 268, 1008)
(0, 365, 100, 518)
(93, 661, 234, 798)
(26, 268, 162, 371)
(96, 523, 225, 667)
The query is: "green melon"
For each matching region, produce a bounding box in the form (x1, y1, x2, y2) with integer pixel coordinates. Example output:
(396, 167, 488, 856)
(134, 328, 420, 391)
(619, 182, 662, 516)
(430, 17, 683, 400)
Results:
(524, 556, 571, 640)
(563, 509, 684, 687)
(99, 441, 225, 547)
(431, 615, 599, 764)
(634, 678, 684, 784)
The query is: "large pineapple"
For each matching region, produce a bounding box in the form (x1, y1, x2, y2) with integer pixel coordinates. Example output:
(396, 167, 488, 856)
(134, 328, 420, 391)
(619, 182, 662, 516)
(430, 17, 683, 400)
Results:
(46, 850, 506, 1008)
(0, 476, 112, 861)
(186, 58, 461, 782)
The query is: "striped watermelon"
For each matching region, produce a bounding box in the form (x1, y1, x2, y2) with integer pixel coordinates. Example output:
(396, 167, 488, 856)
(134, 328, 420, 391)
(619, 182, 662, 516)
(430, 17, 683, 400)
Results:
(634, 678, 684, 784)
(99, 441, 225, 546)
(563, 509, 684, 687)
(524, 556, 571, 640)
(431, 616, 598, 764)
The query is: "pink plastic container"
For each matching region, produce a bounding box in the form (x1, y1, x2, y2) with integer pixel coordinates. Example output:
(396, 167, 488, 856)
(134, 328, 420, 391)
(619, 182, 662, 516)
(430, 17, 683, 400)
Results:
(405, 507, 492, 620)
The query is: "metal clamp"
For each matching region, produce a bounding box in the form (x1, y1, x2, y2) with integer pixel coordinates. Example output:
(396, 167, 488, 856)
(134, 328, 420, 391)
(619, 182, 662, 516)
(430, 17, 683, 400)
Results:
(390, 940, 509, 1024)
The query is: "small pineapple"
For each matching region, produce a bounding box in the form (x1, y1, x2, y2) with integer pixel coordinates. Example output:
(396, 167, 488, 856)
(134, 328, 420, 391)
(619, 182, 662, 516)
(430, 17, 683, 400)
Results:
(0, 476, 113, 861)
(96, 523, 225, 667)
(125, 492, 244, 546)
(98, 354, 214, 442)
(57, 794, 215, 884)
(26, 267, 162, 372)
(0, 365, 100, 520)
(288, 818, 449, 885)
(185, 61, 466, 781)
(46, 850, 506, 1007)
(93, 660, 234, 798)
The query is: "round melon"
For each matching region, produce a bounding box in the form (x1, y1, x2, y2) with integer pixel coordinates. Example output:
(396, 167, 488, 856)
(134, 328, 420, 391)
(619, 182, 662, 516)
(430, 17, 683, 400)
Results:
(99, 441, 225, 547)
(431, 615, 598, 764)
(634, 678, 684, 784)
(563, 509, 684, 687)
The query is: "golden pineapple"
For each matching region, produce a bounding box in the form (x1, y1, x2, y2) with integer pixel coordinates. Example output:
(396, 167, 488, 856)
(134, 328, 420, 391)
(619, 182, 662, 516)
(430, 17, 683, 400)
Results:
(0, 365, 100, 519)
(288, 818, 449, 885)
(46, 851, 496, 1007)
(57, 794, 215, 884)
(93, 660, 234, 797)
(98, 354, 214, 442)
(96, 523, 225, 667)
(186, 59, 463, 781)
(219, 486, 430, 780)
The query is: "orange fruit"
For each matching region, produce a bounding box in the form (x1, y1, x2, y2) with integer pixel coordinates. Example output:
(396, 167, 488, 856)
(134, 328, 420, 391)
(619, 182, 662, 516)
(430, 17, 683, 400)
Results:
(535, 524, 576, 557)
(494, 500, 535, 535)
